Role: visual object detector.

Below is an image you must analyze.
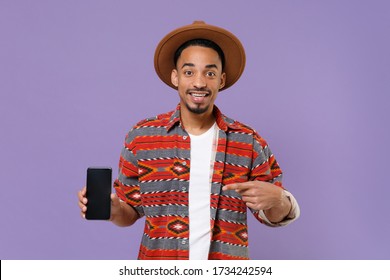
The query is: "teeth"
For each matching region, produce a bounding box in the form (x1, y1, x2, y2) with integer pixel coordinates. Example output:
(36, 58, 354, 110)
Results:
(191, 93, 207, 97)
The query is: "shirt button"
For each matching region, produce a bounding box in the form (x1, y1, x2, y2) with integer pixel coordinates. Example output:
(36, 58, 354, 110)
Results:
(181, 240, 186, 245)
(182, 161, 187, 166)
(181, 187, 186, 191)
(183, 135, 188, 140)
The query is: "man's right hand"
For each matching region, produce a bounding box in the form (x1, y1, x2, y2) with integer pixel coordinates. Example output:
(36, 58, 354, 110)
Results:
(77, 186, 138, 226)
(78, 186, 88, 219)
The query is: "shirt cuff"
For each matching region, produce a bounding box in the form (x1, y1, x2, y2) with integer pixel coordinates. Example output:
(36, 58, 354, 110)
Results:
(258, 190, 300, 227)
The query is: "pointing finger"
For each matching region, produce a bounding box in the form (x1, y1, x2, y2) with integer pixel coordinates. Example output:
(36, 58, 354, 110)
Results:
(223, 182, 252, 192)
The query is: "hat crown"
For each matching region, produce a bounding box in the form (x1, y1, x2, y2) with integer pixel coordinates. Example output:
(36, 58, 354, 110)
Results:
(192, 20, 206, 25)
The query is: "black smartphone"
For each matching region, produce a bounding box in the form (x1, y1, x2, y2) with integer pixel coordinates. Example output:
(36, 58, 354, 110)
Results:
(86, 167, 112, 220)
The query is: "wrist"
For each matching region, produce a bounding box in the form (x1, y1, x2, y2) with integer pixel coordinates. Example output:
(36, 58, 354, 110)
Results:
(264, 191, 292, 223)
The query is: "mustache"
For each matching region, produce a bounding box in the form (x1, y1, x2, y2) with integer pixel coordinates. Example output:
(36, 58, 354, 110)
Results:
(186, 88, 212, 94)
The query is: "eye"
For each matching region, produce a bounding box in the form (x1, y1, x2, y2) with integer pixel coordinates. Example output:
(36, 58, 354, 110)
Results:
(184, 70, 193, 76)
(206, 71, 216, 77)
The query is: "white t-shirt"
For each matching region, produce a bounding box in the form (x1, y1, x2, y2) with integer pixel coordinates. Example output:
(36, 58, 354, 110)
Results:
(188, 123, 216, 260)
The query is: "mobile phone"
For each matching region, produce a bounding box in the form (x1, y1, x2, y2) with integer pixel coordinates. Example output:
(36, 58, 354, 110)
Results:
(86, 167, 112, 220)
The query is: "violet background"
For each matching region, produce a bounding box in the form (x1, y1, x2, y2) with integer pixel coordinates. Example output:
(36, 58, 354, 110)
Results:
(1, 0, 389, 260)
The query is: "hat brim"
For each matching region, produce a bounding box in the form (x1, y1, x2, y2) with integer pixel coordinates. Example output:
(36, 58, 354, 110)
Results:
(154, 21, 246, 91)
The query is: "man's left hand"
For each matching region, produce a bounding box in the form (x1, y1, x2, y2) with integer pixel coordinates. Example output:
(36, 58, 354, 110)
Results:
(223, 181, 292, 223)
(222, 181, 283, 211)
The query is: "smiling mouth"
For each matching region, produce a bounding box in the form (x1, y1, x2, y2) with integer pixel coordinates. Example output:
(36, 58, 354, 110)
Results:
(190, 92, 209, 97)
(187, 89, 211, 96)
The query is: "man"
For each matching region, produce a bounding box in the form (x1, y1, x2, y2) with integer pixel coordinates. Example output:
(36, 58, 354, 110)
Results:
(78, 21, 300, 260)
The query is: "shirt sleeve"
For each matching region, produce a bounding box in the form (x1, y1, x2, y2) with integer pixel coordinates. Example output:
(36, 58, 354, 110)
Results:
(113, 130, 144, 218)
(248, 132, 300, 226)
(249, 132, 283, 186)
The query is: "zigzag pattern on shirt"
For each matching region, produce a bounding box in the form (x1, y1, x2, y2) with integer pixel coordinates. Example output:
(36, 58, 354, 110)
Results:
(136, 159, 190, 182)
(144, 216, 189, 238)
(141, 191, 188, 207)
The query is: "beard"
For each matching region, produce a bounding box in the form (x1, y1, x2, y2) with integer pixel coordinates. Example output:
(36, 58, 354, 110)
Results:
(185, 103, 210, 114)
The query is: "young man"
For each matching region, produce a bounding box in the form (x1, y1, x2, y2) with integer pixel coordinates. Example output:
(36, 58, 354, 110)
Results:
(78, 21, 300, 260)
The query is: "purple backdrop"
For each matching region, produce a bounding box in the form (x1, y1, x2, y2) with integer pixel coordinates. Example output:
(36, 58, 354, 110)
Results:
(1, 0, 389, 260)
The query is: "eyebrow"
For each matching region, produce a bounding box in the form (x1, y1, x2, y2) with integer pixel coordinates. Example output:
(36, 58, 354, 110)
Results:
(181, 63, 219, 69)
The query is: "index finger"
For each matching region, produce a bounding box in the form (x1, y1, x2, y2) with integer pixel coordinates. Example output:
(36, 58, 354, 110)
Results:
(222, 182, 252, 192)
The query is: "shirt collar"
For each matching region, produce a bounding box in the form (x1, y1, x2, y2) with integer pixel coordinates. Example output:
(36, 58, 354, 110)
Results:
(166, 104, 239, 132)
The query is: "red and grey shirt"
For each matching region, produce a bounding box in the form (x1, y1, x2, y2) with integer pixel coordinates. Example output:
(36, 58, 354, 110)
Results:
(114, 104, 297, 260)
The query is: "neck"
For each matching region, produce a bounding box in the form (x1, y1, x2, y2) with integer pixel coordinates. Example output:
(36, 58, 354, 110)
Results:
(180, 106, 215, 136)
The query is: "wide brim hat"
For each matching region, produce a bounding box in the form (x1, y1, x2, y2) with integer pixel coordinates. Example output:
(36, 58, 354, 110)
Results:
(154, 21, 246, 91)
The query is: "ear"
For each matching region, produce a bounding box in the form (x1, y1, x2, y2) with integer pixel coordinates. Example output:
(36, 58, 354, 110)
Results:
(219, 72, 226, 90)
(171, 69, 178, 87)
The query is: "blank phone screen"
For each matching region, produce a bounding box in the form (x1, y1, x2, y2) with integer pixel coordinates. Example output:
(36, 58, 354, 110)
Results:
(86, 167, 112, 220)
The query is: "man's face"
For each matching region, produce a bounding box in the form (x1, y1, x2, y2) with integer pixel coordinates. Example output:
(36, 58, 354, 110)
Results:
(171, 46, 226, 115)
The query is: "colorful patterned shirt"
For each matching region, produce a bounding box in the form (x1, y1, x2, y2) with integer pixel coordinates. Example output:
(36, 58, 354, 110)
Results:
(114, 105, 290, 260)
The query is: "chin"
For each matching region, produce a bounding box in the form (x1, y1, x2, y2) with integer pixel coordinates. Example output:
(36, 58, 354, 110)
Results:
(186, 103, 210, 115)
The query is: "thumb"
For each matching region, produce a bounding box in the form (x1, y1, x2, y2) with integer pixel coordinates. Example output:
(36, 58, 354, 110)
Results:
(111, 193, 120, 205)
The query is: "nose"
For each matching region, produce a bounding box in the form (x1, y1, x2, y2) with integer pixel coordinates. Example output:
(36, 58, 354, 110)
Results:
(192, 73, 206, 89)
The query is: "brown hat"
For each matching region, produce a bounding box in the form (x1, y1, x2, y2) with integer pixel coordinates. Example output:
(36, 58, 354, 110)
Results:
(154, 21, 246, 91)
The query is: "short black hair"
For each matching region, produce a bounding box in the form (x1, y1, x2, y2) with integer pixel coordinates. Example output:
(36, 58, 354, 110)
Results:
(174, 38, 225, 70)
